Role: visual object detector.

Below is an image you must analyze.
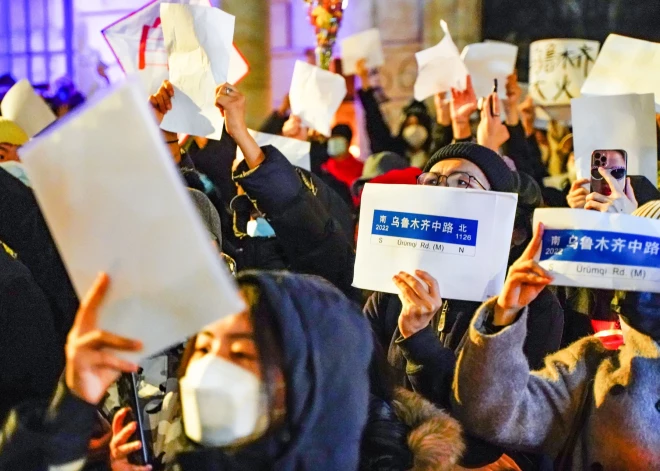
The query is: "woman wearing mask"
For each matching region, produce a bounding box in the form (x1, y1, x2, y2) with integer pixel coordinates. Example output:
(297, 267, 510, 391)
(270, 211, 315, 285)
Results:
(356, 61, 433, 169)
(452, 206, 660, 470)
(0, 270, 373, 471)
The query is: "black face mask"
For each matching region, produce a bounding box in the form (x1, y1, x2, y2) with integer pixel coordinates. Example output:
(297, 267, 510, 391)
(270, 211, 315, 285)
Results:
(617, 291, 660, 340)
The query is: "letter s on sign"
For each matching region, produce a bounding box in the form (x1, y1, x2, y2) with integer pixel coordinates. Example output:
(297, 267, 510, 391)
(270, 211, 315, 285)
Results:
(548, 263, 554, 271)
(379, 237, 383, 244)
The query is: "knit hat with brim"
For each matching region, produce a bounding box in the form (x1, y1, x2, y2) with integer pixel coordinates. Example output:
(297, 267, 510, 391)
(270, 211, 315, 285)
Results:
(0, 118, 28, 146)
(423, 143, 516, 193)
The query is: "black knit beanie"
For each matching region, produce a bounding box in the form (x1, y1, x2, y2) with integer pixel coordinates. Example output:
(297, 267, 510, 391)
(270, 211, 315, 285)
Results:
(423, 143, 516, 193)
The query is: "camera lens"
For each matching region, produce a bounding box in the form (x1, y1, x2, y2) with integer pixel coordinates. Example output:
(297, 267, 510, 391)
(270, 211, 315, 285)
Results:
(594, 152, 601, 159)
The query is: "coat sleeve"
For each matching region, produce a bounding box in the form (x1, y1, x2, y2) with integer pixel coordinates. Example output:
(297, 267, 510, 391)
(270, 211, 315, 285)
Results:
(503, 124, 547, 183)
(233, 146, 356, 297)
(522, 288, 564, 370)
(430, 122, 453, 155)
(0, 382, 97, 471)
(357, 88, 396, 154)
(451, 298, 608, 456)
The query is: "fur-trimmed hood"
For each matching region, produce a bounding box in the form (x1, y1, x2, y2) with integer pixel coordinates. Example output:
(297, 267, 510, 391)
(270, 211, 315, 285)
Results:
(392, 388, 465, 471)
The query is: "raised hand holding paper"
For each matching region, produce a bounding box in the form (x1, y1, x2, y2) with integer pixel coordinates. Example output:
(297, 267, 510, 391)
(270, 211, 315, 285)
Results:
(529, 39, 599, 106)
(581, 34, 660, 111)
(236, 130, 311, 171)
(289, 61, 347, 137)
(159, 3, 235, 140)
(461, 42, 518, 99)
(340, 29, 385, 76)
(18, 77, 245, 362)
(413, 20, 468, 102)
(1, 79, 56, 138)
(534, 208, 660, 293)
(571, 93, 657, 185)
(353, 184, 518, 302)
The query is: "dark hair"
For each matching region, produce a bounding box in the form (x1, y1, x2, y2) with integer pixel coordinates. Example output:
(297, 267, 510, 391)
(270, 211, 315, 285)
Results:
(179, 282, 285, 425)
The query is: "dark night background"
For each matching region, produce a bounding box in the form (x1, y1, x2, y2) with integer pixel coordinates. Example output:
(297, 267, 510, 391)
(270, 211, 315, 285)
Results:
(483, 0, 660, 81)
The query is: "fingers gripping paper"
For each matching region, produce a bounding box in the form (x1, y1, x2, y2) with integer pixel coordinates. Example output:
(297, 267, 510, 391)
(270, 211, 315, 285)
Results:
(236, 130, 311, 171)
(461, 42, 518, 99)
(571, 93, 657, 185)
(289, 61, 347, 137)
(534, 208, 660, 293)
(159, 4, 235, 140)
(413, 20, 468, 101)
(1, 79, 56, 138)
(18, 78, 245, 361)
(354, 184, 518, 302)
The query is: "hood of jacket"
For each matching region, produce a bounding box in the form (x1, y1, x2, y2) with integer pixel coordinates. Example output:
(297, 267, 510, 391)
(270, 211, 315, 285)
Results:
(178, 271, 373, 471)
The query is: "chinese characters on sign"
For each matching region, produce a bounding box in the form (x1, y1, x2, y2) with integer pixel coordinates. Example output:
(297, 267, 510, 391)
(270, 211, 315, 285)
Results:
(529, 39, 600, 106)
(371, 209, 478, 256)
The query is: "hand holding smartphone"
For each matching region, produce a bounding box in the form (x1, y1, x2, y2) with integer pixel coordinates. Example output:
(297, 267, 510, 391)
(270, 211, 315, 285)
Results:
(590, 149, 628, 196)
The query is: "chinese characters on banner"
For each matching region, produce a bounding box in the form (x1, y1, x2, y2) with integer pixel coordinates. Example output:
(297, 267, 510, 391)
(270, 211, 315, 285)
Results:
(529, 39, 600, 106)
(353, 184, 518, 302)
(534, 208, 660, 293)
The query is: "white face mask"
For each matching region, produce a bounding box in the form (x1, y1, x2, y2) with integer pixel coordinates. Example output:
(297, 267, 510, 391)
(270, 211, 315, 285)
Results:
(180, 355, 269, 447)
(327, 137, 349, 157)
(0, 161, 30, 187)
(402, 124, 428, 149)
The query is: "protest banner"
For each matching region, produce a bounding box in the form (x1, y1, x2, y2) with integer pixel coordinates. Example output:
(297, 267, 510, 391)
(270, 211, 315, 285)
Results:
(1, 79, 56, 138)
(159, 3, 235, 140)
(354, 184, 518, 302)
(529, 39, 600, 106)
(340, 29, 385, 76)
(289, 61, 347, 137)
(18, 77, 245, 361)
(461, 42, 518, 99)
(413, 20, 468, 101)
(102, 0, 248, 96)
(581, 34, 660, 111)
(534, 208, 660, 293)
(571, 93, 657, 185)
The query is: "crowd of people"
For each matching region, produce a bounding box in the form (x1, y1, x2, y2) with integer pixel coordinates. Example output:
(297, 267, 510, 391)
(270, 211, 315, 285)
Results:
(0, 30, 659, 471)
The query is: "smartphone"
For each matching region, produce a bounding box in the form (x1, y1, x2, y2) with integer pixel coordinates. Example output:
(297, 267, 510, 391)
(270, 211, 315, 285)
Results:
(489, 79, 498, 116)
(590, 149, 628, 196)
(117, 373, 153, 466)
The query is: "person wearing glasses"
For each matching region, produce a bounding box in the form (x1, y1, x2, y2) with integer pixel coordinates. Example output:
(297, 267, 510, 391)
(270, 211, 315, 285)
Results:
(363, 142, 564, 469)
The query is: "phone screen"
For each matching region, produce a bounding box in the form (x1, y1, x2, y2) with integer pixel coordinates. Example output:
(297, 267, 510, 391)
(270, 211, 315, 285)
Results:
(590, 149, 628, 196)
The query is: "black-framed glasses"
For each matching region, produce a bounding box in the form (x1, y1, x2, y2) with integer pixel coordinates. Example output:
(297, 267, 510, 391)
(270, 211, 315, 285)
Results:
(591, 166, 625, 180)
(417, 171, 487, 190)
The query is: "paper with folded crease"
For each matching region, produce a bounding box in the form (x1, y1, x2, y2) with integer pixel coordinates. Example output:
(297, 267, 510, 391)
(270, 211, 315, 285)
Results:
(289, 61, 347, 137)
(159, 3, 235, 140)
(1, 79, 56, 138)
(413, 20, 468, 101)
(18, 77, 244, 361)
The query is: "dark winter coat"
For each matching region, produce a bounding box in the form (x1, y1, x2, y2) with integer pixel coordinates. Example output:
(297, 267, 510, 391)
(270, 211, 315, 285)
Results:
(364, 288, 564, 410)
(0, 247, 63, 424)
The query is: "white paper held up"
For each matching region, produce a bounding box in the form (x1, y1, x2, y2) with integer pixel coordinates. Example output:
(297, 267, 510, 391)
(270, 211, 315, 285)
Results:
(461, 42, 518, 99)
(236, 130, 311, 171)
(159, 3, 235, 140)
(289, 61, 347, 137)
(18, 77, 245, 361)
(1, 79, 56, 138)
(340, 29, 385, 76)
(354, 184, 518, 302)
(413, 20, 468, 102)
(534, 208, 660, 293)
(581, 34, 660, 111)
(102, 0, 210, 96)
(571, 93, 657, 184)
